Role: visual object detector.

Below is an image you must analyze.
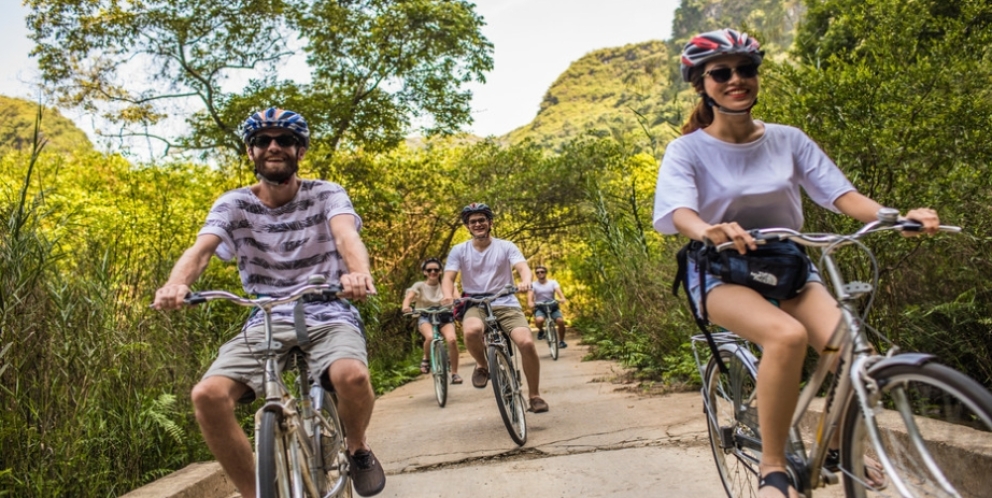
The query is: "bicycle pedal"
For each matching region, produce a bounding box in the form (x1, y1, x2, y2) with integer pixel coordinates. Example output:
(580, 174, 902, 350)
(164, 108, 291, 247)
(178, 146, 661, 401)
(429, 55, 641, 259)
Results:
(719, 426, 735, 450)
(820, 468, 839, 486)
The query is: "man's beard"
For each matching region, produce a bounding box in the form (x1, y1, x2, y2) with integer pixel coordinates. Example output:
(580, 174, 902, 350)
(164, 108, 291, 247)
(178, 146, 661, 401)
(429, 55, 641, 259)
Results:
(254, 154, 299, 185)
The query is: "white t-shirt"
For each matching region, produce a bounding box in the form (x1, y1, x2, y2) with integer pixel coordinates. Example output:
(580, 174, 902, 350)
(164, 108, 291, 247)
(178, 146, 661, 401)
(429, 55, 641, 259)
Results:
(445, 238, 526, 308)
(652, 123, 855, 235)
(531, 279, 561, 302)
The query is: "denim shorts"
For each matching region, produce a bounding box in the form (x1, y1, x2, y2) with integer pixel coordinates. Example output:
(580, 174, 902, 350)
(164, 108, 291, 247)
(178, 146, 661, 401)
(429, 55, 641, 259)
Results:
(417, 314, 454, 327)
(686, 258, 822, 317)
(534, 307, 563, 321)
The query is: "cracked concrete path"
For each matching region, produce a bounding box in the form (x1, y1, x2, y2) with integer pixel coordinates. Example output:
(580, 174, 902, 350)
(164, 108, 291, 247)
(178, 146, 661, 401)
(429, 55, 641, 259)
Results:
(367, 336, 728, 497)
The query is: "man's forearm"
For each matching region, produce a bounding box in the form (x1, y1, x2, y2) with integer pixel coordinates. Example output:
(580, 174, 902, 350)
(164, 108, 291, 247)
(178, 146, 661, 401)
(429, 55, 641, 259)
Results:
(165, 246, 212, 286)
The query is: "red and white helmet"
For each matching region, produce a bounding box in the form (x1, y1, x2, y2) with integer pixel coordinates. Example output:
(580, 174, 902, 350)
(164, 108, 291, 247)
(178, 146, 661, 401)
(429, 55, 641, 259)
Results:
(680, 28, 763, 82)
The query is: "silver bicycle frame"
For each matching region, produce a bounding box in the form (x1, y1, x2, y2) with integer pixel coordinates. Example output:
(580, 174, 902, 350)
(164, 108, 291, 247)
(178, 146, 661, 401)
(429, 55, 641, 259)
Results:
(697, 219, 961, 494)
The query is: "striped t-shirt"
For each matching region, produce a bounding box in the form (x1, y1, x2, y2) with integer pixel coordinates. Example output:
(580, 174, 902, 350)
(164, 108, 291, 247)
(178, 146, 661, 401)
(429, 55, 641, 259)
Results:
(198, 180, 363, 330)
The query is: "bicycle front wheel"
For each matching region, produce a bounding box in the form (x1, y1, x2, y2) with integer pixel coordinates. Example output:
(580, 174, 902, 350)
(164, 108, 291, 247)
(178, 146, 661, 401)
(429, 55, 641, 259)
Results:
(258, 411, 291, 498)
(432, 339, 449, 407)
(841, 361, 992, 498)
(488, 344, 527, 445)
(704, 349, 762, 497)
(547, 321, 559, 360)
(311, 388, 353, 498)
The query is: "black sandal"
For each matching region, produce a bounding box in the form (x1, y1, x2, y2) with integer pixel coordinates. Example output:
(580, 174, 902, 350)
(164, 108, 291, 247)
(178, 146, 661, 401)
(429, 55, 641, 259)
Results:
(759, 471, 793, 498)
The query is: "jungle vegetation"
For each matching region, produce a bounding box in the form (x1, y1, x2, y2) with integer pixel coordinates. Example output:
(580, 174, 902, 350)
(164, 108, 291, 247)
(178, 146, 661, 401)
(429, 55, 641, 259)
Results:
(3, 0, 991, 495)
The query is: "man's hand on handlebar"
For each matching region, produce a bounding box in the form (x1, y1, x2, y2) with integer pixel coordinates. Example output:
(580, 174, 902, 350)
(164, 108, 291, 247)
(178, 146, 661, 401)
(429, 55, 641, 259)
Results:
(152, 283, 191, 310)
(340, 272, 377, 301)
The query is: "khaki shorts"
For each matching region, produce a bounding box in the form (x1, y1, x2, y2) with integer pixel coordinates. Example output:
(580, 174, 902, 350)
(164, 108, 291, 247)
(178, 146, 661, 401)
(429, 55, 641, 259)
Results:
(464, 306, 530, 332)
(203, 321, 367, 403)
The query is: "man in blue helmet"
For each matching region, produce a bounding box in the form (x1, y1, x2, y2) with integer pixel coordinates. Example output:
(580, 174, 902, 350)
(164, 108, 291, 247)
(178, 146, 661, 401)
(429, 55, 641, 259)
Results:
(153, 108, 386, 497)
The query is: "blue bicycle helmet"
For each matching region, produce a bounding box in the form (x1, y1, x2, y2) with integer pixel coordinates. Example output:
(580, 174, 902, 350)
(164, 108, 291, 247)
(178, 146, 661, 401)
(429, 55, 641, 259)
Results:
(241, 107, 311, 147)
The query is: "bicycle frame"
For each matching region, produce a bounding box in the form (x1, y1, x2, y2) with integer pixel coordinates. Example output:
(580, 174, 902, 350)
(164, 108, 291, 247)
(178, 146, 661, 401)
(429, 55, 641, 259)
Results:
(696, 215, 962, 493)
(186, 281, 350, 498)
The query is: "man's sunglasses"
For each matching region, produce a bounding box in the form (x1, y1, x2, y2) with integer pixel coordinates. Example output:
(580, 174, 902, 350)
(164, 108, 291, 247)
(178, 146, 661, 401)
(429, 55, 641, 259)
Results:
(424, 268, 441, 273)
(535, 271, 546, 274)
(703, 64, 759, 84)
(250, 134, 300, 148)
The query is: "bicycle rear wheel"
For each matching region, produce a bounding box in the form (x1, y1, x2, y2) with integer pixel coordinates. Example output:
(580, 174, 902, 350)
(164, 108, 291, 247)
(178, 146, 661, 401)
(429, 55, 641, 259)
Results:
(258, 411, 292, 498)
(841, 361, 992, 498)
(311, 388, 353, 498)
(432, 339, 449, 407)
(488, 344, 527, 445)
(547, 321, 559, 360)
(704, 349, 762, 497)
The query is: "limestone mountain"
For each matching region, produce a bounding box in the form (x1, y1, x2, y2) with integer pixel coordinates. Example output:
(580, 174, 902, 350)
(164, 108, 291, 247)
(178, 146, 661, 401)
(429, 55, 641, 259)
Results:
(0, 95, 92, 154)
(505, 0, 804, 150)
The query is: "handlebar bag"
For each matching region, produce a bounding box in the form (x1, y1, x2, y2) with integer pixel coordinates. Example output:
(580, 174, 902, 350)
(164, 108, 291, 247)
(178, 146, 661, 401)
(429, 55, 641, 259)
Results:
(703, 239, 810, 301)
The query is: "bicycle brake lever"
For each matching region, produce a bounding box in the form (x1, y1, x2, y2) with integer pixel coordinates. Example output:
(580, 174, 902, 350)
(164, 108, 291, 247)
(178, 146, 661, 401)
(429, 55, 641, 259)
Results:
(184, 292, 207, 305)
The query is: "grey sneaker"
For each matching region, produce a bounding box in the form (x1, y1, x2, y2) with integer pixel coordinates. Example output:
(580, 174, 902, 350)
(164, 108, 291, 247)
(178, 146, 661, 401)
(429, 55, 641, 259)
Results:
(347, 448, 386, 496)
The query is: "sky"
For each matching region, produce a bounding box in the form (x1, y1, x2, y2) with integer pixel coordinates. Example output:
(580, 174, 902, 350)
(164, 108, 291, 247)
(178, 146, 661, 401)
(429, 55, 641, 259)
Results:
(0, 0, 681, 143)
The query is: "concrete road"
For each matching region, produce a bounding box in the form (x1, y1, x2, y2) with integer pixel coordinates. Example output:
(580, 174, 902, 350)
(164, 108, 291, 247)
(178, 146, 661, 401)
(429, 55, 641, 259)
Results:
(368, 337, 728, 497)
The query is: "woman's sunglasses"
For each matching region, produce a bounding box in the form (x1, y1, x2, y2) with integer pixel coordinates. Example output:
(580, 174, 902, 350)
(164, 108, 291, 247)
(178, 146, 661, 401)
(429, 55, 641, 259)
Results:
(424, 268, 441, 273)
(250, 134, 300, 148)
(703, 64, 759, 84)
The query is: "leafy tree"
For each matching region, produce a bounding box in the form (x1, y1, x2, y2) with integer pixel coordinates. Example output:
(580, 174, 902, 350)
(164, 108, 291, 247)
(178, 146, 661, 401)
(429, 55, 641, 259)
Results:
(26, 0, 493, 159)
(760, 0, 992, 385)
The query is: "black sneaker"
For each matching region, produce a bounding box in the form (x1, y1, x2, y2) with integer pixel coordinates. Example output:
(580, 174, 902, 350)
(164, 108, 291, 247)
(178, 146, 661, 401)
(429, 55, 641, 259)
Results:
(537, 331, 546, 340)
(558, 341, 568, 349)
(347, 448, 386, 496)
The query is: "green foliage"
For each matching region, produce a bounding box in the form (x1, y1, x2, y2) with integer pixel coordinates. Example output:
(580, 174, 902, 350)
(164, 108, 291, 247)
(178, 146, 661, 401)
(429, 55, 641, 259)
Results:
(0, 96, 91, 154)
(759, 0, 992, 386)
(27, 0, 493, 157)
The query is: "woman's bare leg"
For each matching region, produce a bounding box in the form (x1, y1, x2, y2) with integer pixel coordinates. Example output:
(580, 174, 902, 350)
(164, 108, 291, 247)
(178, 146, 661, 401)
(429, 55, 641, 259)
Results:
(707, 284, 806, 498)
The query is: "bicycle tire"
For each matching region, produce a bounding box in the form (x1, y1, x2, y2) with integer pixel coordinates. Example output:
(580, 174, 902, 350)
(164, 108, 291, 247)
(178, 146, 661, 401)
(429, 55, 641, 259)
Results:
(488, 344, 527, 445)
(704, 349, 762, 497)
(311, 388, 353, 498)
(547, 320, 559, 360)
(258, 410, 291, 498)
(840, 361, 992, 498)
(432, 339, 449, 407)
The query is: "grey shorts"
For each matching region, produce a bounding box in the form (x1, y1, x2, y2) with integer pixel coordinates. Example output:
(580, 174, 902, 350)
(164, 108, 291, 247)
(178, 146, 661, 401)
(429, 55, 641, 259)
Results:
(203, 321, 367, 404)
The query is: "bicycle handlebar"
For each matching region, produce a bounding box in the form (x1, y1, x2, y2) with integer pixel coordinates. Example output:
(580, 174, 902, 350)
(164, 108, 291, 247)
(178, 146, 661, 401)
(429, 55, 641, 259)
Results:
(454, 285, 518, 305)
(184, 283, 344, 309)
(534, 300, 558, 307)
(403, 306, 453, 318)
(713, 218, 961, 253)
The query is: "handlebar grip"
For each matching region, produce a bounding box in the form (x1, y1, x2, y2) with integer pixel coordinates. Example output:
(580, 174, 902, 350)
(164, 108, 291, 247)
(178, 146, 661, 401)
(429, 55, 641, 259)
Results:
(899, 219, 923, 232)
(184, 293, 207, 305)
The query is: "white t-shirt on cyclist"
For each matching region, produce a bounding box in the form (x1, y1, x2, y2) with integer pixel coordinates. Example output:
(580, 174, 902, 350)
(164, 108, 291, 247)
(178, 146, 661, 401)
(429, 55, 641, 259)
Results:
(445, 238, 525, 308)
(652, 123, 855, 235)
(531, 279, 561, 303)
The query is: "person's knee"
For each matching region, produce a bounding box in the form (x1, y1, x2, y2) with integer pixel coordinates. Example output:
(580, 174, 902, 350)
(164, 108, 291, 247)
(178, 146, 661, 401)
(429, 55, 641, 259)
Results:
(767, 322, 808, 353)
(331, 361, 371, 394)
(191, 379, 237, 417)
(555, 317, 564, 325)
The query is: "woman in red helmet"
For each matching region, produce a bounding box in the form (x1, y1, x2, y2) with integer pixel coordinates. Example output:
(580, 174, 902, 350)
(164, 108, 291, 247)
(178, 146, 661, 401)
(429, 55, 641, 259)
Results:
(654, 28, 941, 498)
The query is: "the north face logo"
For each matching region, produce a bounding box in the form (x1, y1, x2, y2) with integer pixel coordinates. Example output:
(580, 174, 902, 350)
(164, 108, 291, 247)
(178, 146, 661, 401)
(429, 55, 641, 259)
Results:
(750, 271, 778, 286)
